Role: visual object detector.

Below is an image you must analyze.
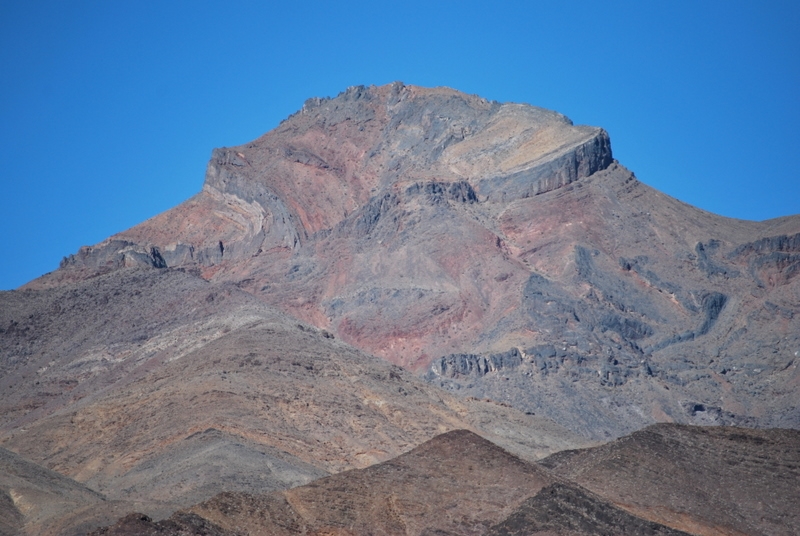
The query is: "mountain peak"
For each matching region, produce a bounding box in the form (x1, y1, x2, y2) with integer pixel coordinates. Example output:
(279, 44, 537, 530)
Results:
(202, 81, 610, 236)
(23, 84, 800, 441)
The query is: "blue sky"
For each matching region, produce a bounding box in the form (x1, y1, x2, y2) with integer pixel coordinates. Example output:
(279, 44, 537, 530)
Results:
(1, 1, 798, 289)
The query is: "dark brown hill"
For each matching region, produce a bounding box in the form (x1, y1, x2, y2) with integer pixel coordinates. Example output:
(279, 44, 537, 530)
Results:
(487, 482, 691, 536)
(28, 83, 800, 440)
(89, 512, 232, 536)
(91, 426, 799, 536)
(540, 424, 800, 535)
(92, 430, 564, 535)
(187, 429, 558, 535)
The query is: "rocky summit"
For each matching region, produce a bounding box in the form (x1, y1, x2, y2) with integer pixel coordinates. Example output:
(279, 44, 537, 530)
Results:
(1, 83, 799, 534)
(34, 82, 800, 439)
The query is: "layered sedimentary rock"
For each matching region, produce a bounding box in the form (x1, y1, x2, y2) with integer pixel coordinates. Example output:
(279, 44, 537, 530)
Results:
(3, 82, 799, 532)
(24, 83, 800, 440)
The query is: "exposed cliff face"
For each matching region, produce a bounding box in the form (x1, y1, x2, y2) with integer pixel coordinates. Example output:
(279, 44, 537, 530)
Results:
(21, 83, 800, 442)
(46, 83, 611, 283)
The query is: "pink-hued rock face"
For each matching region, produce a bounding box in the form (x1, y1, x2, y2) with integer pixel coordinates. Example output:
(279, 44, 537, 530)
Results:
(39, 83, 612, 367)
(26, 83, 800, 440)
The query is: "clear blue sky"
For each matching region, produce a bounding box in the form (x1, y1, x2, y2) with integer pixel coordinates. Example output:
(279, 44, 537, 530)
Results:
(1, 1, 798, 289)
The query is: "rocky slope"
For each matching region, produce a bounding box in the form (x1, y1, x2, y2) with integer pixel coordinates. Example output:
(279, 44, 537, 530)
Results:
(540, 423, 800, 536)
(92, 425, 799, 536)
(486, 482, 691, 536)
(186, 429, 559, 535)
(90, 430, 689, 536)
(0, 268, 582, 534)
(28, 82, 799, 440)
(0, 447, 104, 536)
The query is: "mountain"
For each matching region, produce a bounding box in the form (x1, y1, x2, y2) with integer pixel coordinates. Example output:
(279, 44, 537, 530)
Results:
(539, 423, 800, 535)
(186, 429, 559, 535)
(2, 82, 799, 533)
(91, 425, 799, 536)
(28, 82, 800, 440)
(90, 430, 693, 536)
